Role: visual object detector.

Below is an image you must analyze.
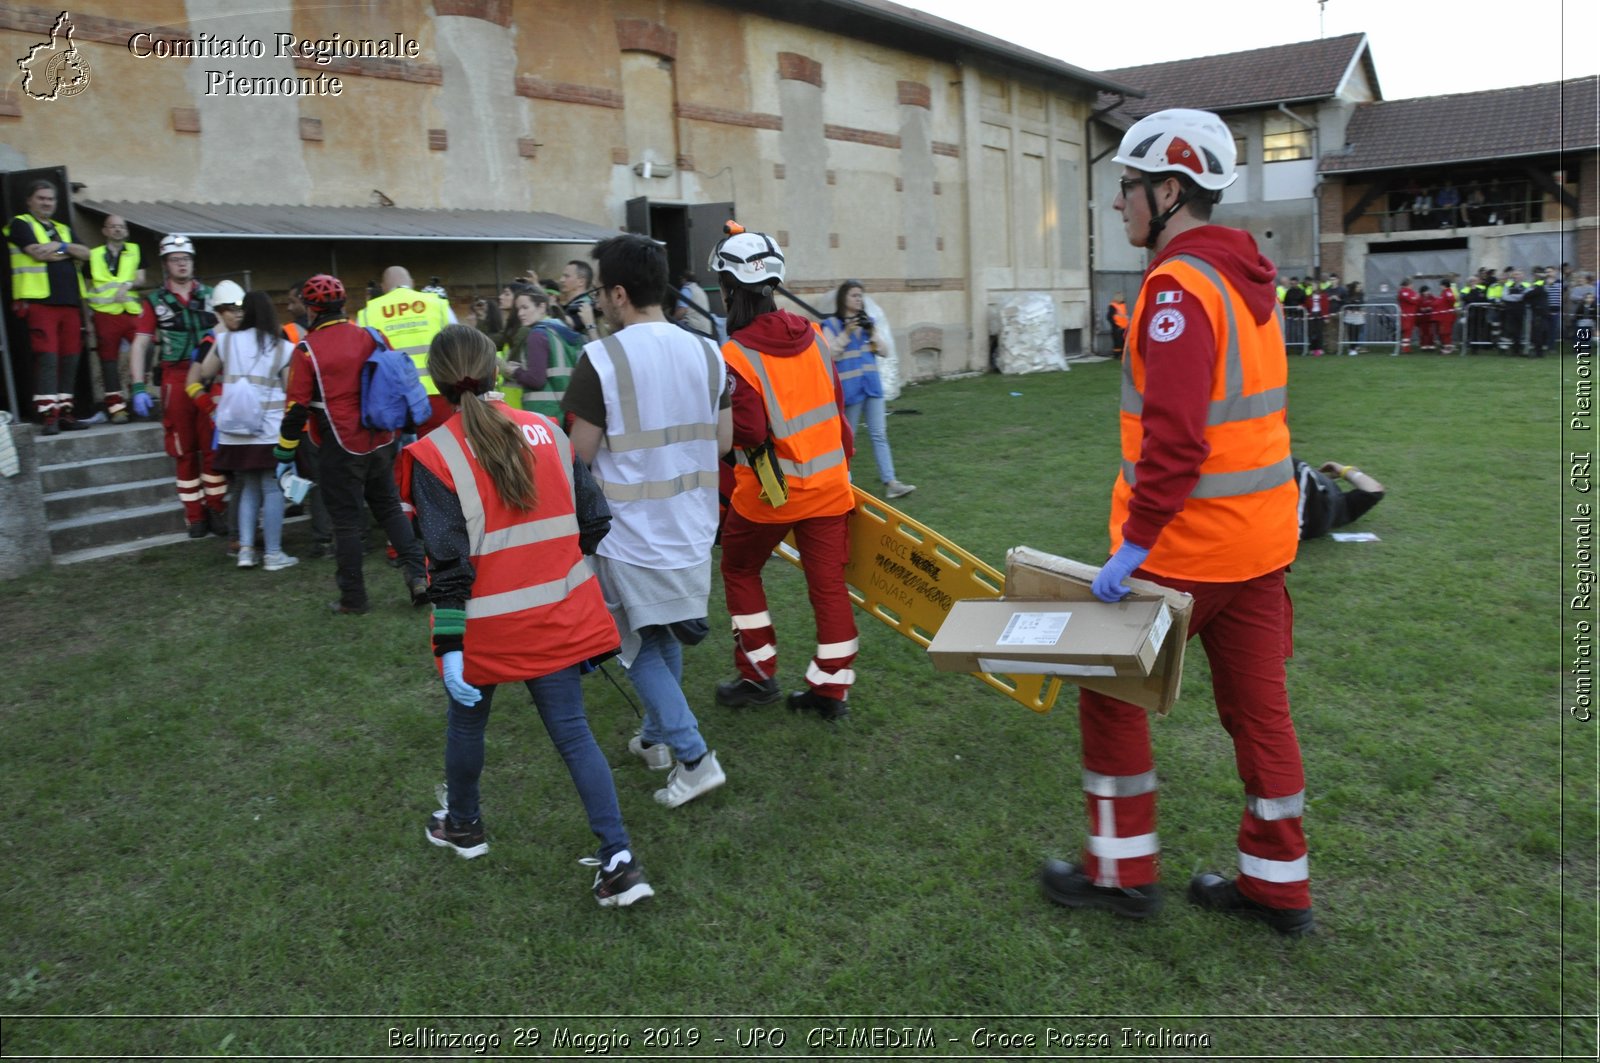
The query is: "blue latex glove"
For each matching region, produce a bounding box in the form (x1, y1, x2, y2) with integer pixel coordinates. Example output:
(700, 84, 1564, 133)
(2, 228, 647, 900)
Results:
(131, 391, 153, 418)
(441, 651, 481, 706)
(275, 461, 295, 483)
(1091, 542, 1151, 603)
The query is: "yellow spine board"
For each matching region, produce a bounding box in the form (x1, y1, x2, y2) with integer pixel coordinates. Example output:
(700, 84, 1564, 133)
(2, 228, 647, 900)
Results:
(776, 486, 1061, 713)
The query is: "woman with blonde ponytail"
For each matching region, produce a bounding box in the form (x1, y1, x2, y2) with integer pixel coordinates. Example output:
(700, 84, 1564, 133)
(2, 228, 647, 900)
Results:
(399, 325, 653, 907)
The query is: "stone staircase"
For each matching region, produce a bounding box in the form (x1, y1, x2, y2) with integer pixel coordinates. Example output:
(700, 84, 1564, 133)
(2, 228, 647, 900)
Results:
(34, 421, 191, 564)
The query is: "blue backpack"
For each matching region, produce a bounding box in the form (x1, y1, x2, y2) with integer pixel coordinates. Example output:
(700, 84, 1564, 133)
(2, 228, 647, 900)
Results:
(357, 326, 431, 431)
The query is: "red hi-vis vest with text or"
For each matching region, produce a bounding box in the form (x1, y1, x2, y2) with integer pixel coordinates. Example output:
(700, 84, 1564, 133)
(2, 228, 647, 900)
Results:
(721, 332, 853, 523)
(1113, 254, 1298, 582)
(401, 404, 619, 686)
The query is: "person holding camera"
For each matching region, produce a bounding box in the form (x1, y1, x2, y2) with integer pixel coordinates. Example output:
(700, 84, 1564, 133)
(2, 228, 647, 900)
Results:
(822, 281, 914, 500)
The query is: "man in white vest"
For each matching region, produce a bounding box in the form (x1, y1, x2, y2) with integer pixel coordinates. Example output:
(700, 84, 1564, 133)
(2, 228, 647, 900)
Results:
(563, 234, 733, 809)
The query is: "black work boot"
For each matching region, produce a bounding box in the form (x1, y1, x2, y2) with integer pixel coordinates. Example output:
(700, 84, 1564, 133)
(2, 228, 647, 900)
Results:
(1040, 859, 1163, 919)
(1187, 872, 1314, 936)
(715, 676, 780, 707)
(788, 688, 849, 720)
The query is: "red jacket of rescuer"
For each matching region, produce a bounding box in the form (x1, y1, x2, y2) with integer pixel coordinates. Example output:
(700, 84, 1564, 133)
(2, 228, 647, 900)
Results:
(722, 311, 853, 523)
(1112, 226, 1298, 582)
(398, 405, 619, 686)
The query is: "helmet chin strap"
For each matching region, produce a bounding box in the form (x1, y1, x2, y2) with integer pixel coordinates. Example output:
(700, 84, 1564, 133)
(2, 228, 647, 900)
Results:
(1140, 172, 1194, 248)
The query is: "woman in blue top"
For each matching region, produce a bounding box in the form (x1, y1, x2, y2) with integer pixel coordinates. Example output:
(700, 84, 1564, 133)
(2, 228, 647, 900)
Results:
(822, 281, 914, 500)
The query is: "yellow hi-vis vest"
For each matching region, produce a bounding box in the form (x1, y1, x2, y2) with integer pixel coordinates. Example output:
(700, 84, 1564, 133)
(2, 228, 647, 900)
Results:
(357, 287, 450, 395)
(7, 214, 80, 301)
(86, 243, 142, 314)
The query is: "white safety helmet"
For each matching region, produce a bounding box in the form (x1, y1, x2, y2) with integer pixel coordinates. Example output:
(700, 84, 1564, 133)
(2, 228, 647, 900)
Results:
(211, 279, 245, 307)
(1113, 108, 1238, 192)
(708, 228, 785, 290)
(159, 233, 196, 258)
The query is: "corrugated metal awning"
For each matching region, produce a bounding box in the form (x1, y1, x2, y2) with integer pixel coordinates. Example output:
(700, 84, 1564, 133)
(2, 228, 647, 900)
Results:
(78, 200, 617, 244)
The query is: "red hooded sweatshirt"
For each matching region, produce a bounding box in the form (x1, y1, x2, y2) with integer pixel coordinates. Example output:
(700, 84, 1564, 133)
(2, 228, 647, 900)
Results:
(727, 309, 853, 457)
(1121, 224, 1281, 553)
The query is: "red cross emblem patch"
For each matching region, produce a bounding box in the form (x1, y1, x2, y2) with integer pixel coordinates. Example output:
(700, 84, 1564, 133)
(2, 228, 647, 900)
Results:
(1149, 307, 1186, 342)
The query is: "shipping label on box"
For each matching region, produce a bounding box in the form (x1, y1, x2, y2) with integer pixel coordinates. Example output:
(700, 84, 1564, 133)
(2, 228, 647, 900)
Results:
(998, 546, 1195, 715)
(926, 598, 1172, 679)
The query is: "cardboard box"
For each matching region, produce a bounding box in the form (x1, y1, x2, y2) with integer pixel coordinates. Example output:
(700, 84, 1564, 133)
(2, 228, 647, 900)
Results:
(1000, 546, 1194, 715)
(926, 598, 1173, 678)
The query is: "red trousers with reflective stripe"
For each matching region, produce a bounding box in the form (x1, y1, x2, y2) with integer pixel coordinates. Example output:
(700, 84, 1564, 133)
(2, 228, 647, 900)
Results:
(160, 362, 225, 524)
(720, 510, 857, 700)
(1078, 566, 1309, 909)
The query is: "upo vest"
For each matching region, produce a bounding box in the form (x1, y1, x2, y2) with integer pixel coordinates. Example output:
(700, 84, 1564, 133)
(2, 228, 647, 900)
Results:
(86, 243, 142, 314)
(7, 214, 80, 301)
(587, 328, 724, 569)
(148, 283, 216, 364)
(402, 407, 619, 686)
(358, 288, 450, 395)
(722, 332, 853, 523)
(1110, 301, 1129, 329)
(1113, 253, 1298, 582)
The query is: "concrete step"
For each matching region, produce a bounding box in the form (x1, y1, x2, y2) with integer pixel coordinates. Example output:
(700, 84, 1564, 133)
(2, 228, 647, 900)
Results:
(47, 500, 189, 555)
(39, 451, 172, 493)
(52, 513, 311, 566)
(44, 477, 175, 523)
(30, 420, 166, 463)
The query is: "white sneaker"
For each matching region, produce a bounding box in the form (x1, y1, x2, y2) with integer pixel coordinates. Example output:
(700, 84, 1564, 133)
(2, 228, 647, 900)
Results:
(885, 480, 916, 499)
(237, 546, 258, 568)
(628, 732, 674, 771)
(654, 750, 726, 808)
(262, 551, 299, 572)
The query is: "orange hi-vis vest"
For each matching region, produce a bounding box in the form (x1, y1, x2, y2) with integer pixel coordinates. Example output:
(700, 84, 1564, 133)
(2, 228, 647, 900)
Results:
(1110, 300, 1129, 329)
(1112, 253, 1298, 582)
(400, 404, 619, 686)
(722, 334, 853, 523)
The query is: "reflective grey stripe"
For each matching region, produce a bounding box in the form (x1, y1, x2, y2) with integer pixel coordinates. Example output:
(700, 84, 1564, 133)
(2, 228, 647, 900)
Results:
(466, 556, 594, 619)
(429, 428, 488, 552)
(777, 447, 845, 477)
(608, 421, 719, 452)
(598, 334, 719, 453)
(1121, 455, 1294, 499)
(1082, 768, 1158, 798)
(1246, 790, 1305, 821)
(13, 264, 46, 274)
(480, 512, 579, 554)
(597, 467, 720, 502)
(1121, 257, 1285, 428)
(523, 388, 565, 404)
(730, 340, 837, 440)
(837, 365, 870, 381)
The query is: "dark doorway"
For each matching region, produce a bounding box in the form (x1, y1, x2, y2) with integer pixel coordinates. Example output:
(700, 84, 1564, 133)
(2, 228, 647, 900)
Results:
(625, 198, 735, 314)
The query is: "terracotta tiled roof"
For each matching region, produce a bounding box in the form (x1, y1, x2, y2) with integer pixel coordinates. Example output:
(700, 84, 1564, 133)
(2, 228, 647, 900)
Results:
(1096, 33, 1372, 120)
(1319, 77, 1600, 173)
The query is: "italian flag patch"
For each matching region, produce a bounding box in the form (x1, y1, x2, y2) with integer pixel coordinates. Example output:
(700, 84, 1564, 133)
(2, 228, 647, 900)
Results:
(1155, 291, 1183, 304)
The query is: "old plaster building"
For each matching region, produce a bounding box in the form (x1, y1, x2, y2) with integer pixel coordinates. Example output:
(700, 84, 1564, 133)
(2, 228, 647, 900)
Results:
(0, 0, 1140, 418)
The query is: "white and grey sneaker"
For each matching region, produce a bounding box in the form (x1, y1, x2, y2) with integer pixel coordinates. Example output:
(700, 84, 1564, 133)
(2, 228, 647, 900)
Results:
(262, 551, 299, 572)
(885, 480, 917, 499)
(653, 751, 726, 808)
(628, 732, 674, 771)
(236, 546, 258, 568)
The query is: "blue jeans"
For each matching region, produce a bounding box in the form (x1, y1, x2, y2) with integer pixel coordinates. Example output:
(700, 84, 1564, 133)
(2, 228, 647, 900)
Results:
(844, 396, 897, 483)
(624, 625, 708, 762)
(443, 665, 630, 861)
(234, 467, 285, 554)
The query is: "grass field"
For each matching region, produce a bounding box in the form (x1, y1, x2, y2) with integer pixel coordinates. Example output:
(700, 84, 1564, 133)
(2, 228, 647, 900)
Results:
(1, 352, 1594, 1060)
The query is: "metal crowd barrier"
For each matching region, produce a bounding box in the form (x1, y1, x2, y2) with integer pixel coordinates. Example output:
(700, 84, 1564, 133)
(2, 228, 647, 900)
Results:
(1281, 305, 1307, 356)
(1462, 303, 1500, 353)
(1335, 302, 1400, 356)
